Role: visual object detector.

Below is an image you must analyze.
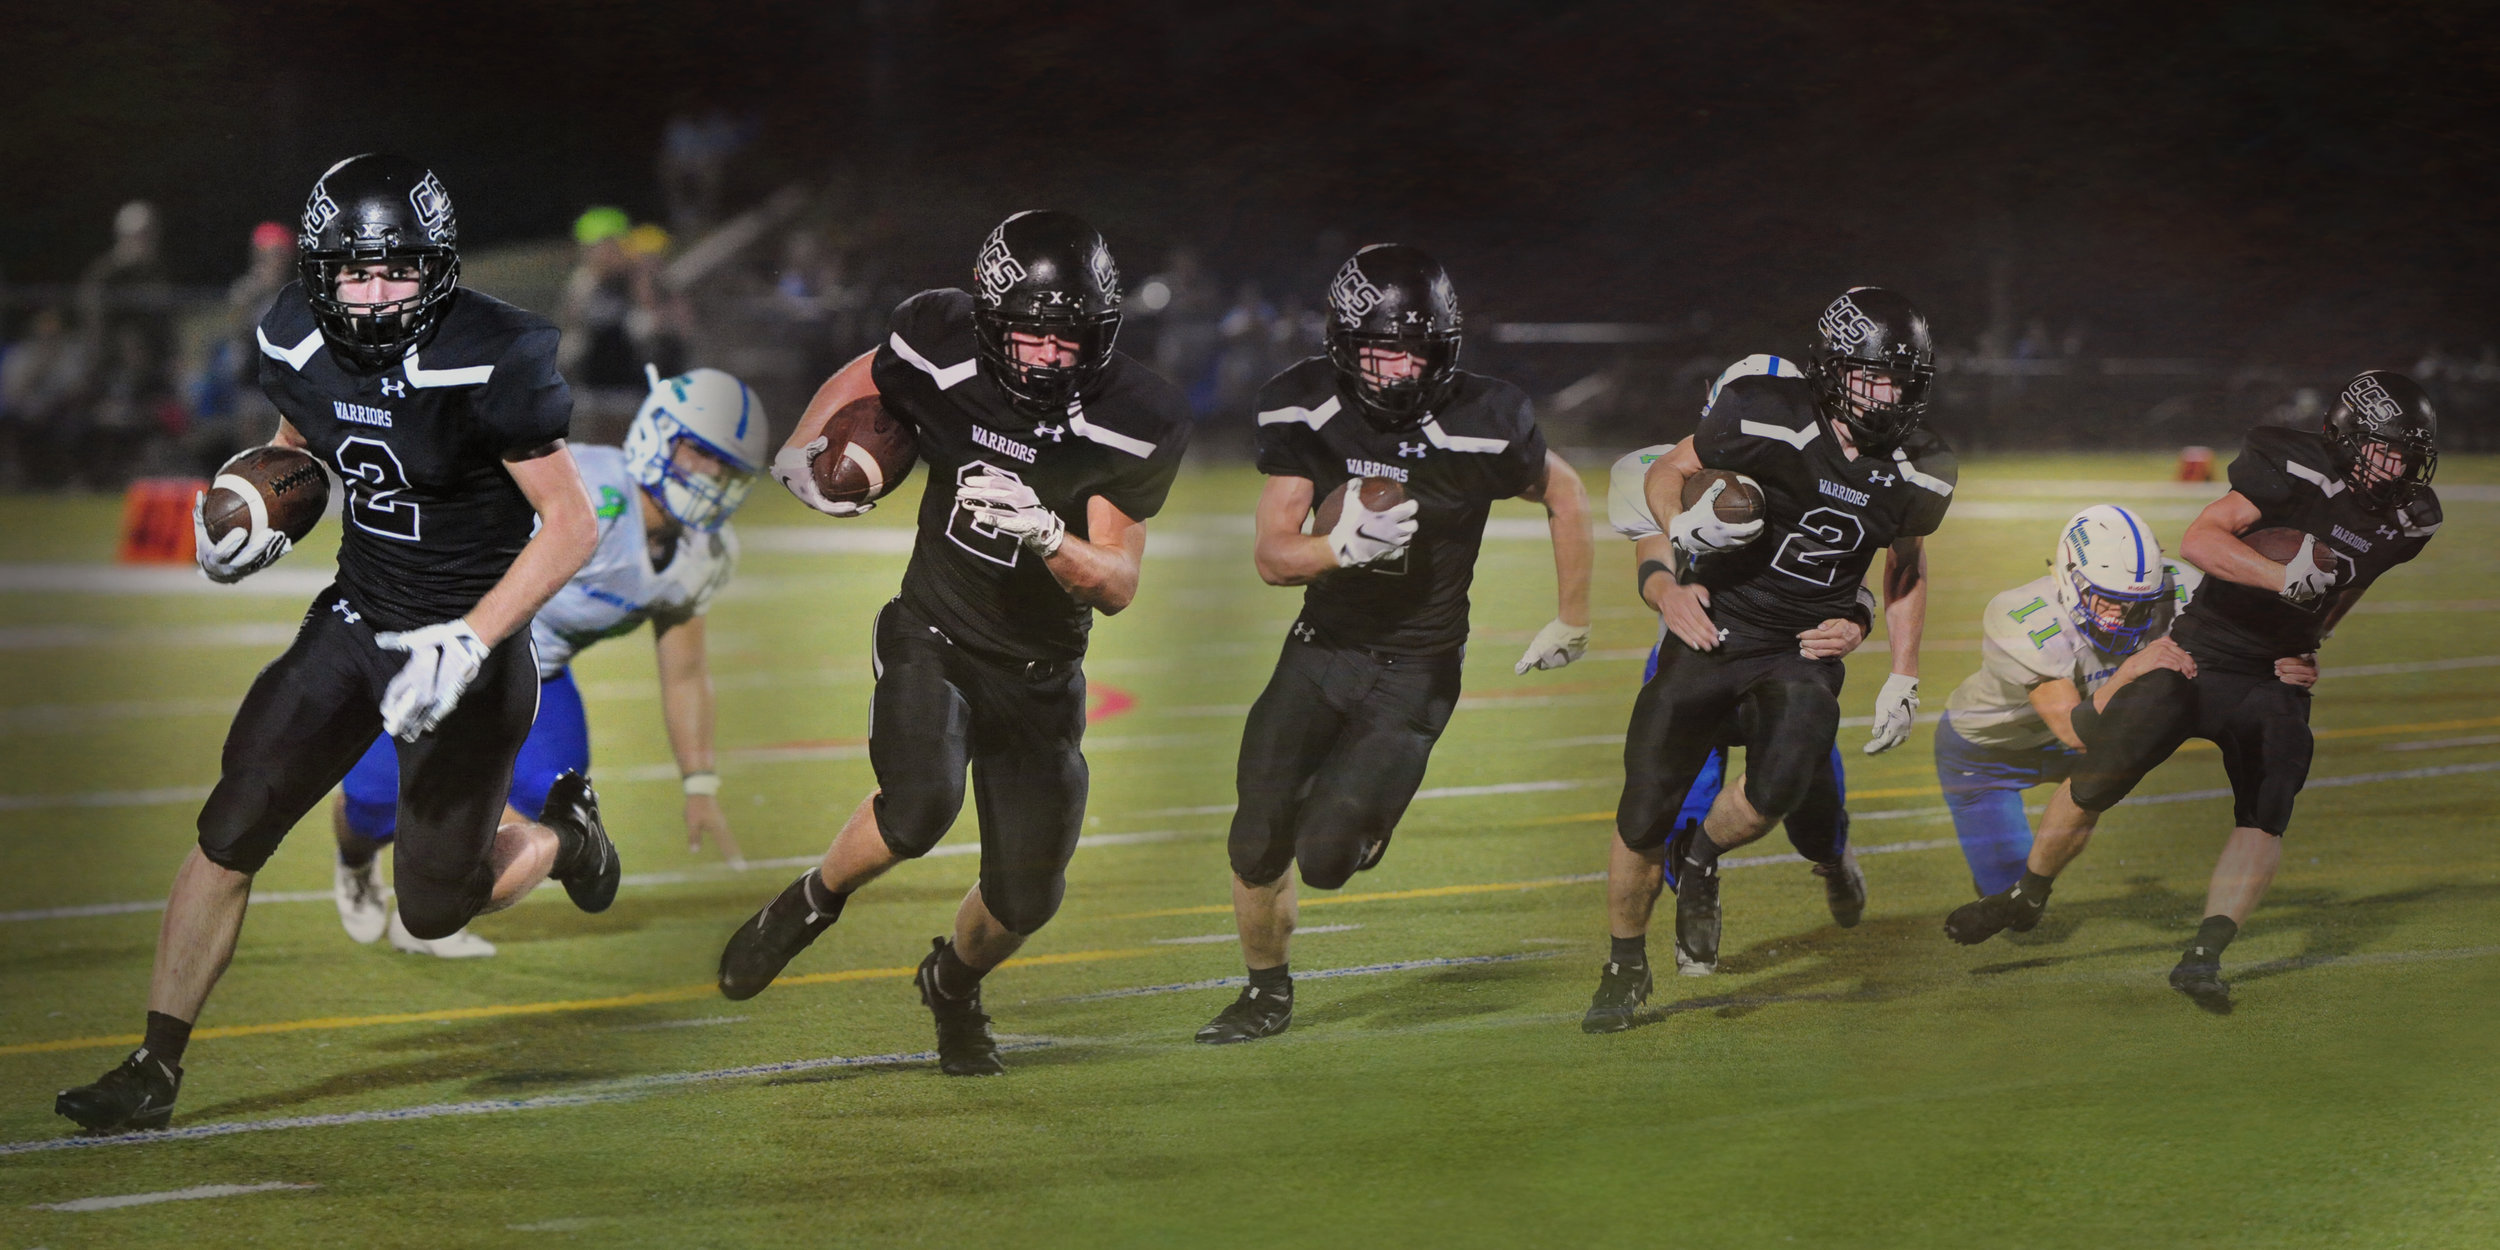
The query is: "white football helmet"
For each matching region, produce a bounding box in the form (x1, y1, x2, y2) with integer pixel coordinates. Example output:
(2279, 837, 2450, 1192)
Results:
(624, 364, 769, 532)
(2052, 504, 2171, 655)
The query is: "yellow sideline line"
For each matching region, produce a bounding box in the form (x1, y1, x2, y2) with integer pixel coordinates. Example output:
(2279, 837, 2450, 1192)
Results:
(0, 948, 1157, 1059)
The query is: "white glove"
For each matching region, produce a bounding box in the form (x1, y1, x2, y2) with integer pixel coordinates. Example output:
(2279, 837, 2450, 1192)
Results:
(772, 437, 874, 517)
(1514, 618, 1593, 674)
(1668, 479, 1765, 558)
(2278, 533, 2338, 606)
(374, 619, 491, 741)
(1863, 672, 1920, 755)
(959, 472, 1066, 557)
(1328, 492, 1419, 568)
(193, 491, 292, 584)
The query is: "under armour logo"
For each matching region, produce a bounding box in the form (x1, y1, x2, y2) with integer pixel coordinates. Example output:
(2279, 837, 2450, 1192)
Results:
(331, 600, 362, 624)
(2377, 524, 2399, 539)
(379, 377, 406, 398)
(1716, 627, 1731, 642)
(1868, 469, 1896, 486)
(1397, 441, 1427, 458)
(1292, 620, 1316, 643)
(1033, 422, 1066, 443)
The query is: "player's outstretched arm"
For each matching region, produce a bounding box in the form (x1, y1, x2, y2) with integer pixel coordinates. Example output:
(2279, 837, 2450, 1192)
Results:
(772, 349, 879, 515)
(655, 614, 740, 865)
(1251, 474, 1337, 585)
(2026, 678, 2088, 750)
(1863, 537, 1928, 754)
(468, 443, 599, 646)
(1513, 450, 1593, 672)
(1037, 495, 1151, 614)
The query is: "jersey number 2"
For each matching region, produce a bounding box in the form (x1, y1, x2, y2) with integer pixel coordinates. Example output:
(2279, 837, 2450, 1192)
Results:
(335, 436, 422, 542)
(1769, 506, 1865, 586)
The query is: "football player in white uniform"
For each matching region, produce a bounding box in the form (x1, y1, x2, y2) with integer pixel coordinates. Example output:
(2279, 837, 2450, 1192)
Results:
(330, 365, 763, 955)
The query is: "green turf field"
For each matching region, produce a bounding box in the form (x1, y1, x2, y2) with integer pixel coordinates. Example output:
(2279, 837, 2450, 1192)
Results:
(1, 454, 2494, 1248)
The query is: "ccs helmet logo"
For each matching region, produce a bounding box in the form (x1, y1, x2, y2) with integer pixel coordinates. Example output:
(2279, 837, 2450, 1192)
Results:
(409, 172, 456, 245)
(2343, 374, 2404, 428)
(1329, 259, 1386, 326)
(1818, 295, 1880, 351)
(976, 227, 1027, 306)
(302, 181, 339, 240)
(1088, 243, 1120, 305)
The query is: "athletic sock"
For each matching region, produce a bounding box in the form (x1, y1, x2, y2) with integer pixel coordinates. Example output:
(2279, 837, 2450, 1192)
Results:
(1247, 964, 1292, 997)
(547, 819, 588, 877)
(800, 869, 849, 922)
(336, 838, 379, 871)
(1609, 934, 1648, 968)
(1681, 830, 1725, 877)
(140, 1011, 192, 1070)
(933, 942, 987, 1000)
(2185, 915, 2238, 963)
(2011, 870, 2056, 908)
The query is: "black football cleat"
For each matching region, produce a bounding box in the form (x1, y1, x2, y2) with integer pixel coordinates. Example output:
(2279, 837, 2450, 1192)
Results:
(717, 871, 840, 1001)
(543, 771, 619, 913)
(1195, 984, 1293, 1045)
(915, 938, 1005, 1077)
(1815, 850, 1867, 929)
(2169, 957, 2234, 1015)
(1943, 882, 2047, 946)
(1580, 958, 1654, 1034)
(1669, 828, 1721, 976)
(55, 1048, 181, 1133)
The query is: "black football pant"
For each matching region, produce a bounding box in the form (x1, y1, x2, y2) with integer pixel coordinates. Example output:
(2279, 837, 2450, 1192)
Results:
(1617, 638, 1845, 852)
(867, 598, 1088, 935)
(2067, 660, 2312, 835)
(1228, 623, 1463, 891)
(196, 585, 540, 939)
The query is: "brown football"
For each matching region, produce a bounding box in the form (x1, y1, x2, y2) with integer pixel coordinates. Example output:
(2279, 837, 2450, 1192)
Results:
(811, 395, 918, 507)
(1311, 475, 1409, 534)
(1680, 468, 1766, 524)
(203, 445, 328, 545)
(2243, 526, 2345, 579)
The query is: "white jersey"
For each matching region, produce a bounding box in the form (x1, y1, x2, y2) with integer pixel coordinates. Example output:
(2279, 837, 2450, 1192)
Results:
(529, 444, 737, 679)
(1607, 355, 1807, 541)
(1943, 563, 2198, 750)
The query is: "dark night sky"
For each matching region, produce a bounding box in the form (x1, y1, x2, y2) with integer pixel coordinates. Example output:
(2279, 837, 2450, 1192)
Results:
(5, 1, 2497, 364)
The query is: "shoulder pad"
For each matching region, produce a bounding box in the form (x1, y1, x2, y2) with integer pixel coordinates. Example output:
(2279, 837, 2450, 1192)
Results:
(884, 289, 979, 390)
(1710, 374, 1822, 450)
(1068, 364, 1186, 459)
(1425, 373, 1534, 445)
(1255, 357, 1343, 430)
(1703, 354, 1804, 416)
(2399, 488, 2442, 537)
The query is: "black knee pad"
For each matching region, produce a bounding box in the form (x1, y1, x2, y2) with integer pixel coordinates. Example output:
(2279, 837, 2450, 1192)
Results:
(1227, 817, 1296, 888)
(873, 776, 966, 860)
(977, 865, 1066, 936)
(1295, 837, 1366, 892)
(1738, 679, 1841, 823)
(2068, 669, 2196, 813)
(393, 871, 487, 941)
(195, 788, 284, 875)
(2229, 687, 2313, 834)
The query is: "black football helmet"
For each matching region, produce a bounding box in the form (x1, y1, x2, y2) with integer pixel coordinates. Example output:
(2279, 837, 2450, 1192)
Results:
(1810, 286, 1934, 453)
(2324, 369, 2438, 509)
(971, 210, 1123, 415)
(1324, 244, 1461, 429)
(296, 154, 461, 371)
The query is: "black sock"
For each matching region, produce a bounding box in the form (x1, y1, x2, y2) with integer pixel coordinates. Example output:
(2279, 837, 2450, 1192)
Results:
(1682, 829, 1725, 875)
(1609, 934, 1648, 968)
(548, 819, 588, 876)
(933, 942, 986, 1000)
(1247, 964, 1292, 996)
(2011, 870, 2056, 908)
(141, 1011, 192, 1070)
(800, 869, 848, 921)
(336, 837, 379, 870)
(2185, 915, 2238, 963)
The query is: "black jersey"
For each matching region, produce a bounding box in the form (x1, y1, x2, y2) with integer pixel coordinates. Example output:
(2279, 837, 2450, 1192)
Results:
(255, 283, 571, 631)
(1253, 357, 1547, 657)
(2172, 427, 2440, 671)
(1687, 374, 1957, 654)
(870, 289, 1190, 662)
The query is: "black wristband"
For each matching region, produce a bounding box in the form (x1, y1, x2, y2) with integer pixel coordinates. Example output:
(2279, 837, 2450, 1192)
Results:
(2068, 694, 2102, 745)
(1636, 559, 1673, 605)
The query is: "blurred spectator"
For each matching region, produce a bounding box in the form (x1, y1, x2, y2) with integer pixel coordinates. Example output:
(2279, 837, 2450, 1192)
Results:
(1212, 281, 1276, 417)
(771, 227, 869, 385)
(559, 207, 647, 438)
(183, 222, 296, 474)
(1139, 247, 1221, 412)
(77, 200, 179, 479)
(0, 306, 94, 489)
(658, 109, 754, 233)
(623, 223, 695, 378)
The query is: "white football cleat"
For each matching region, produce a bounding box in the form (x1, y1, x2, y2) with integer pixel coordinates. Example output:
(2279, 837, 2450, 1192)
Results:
(387, 909, 498, 959)
(335, 857, 388, 945)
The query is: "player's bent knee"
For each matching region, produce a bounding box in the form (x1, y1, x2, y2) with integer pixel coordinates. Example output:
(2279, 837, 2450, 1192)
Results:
(872, 782, 965, 860)
(394, 875, 487, 941)
(1296, 843, 1363, 892)
(980, 874, 1066, 936)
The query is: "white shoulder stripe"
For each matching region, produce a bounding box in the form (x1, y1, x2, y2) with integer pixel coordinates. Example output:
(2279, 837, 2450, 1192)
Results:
(1257, 395, 1340, 428)
(1419, 418, 1509, 455)
(1738, 419, 1820, 449)
(402, 351, 494, 388)
(1069, 410, 1157, 459)
(1892, 446, 1954, 497)
(255, 326, 324, 371)
(887, 331, 978, 390)
(2283, 459, 2347, 497)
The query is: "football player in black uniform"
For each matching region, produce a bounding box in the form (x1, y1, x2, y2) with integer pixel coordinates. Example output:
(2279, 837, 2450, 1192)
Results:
(1195, 245, 1592, 1044)
(1586, 288, 1957, 1031)
(719, 211, 1189, 1075)
(1945, 371, 2441, 1013)
(54, 155, 613, 1133)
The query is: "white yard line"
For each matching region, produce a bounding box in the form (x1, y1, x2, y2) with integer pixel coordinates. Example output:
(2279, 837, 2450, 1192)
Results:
(29, 1180, 317, 1211)
(1154, 924, 1360, 946)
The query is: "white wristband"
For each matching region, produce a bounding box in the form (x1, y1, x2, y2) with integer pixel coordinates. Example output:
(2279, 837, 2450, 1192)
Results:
(681, 771, 721, 797)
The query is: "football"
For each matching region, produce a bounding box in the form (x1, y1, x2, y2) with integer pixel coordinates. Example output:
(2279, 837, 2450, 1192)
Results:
(202, 445, 329, 545)
(1311, 475, 1409, 534)
(811, 395, 918, 508)
(2244, 526, 2346, 579)
(1680, 468, 1766, 524)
